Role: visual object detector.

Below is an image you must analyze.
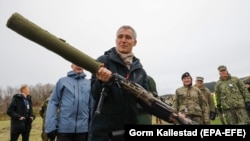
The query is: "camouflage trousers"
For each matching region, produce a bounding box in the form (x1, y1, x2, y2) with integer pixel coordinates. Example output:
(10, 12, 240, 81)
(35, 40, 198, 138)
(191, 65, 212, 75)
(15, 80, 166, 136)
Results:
(186, 116, 204, 125)
(247, 111, 250, 124)
(224, 108, 250, 125)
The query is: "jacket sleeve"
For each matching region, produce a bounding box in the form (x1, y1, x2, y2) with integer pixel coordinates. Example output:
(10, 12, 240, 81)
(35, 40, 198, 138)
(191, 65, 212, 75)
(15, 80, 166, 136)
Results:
(172, 90, 179, 112)
(7, 96, 21, 120)
(45, 81, 61, 133)
(90, 55, 108, 100)
(206, 88, 216, 112)
(39, 103, 45, 118)
(214, 82, 221, 107)
(238, 79, 250, 102)
(28, 97, 36, 120)
(199, 92, 210, 123)
(89, 94, 95, 120)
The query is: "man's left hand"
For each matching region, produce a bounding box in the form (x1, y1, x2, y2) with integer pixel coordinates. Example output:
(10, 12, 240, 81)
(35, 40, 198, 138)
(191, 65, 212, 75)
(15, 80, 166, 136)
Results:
(245, 102, 250, 111)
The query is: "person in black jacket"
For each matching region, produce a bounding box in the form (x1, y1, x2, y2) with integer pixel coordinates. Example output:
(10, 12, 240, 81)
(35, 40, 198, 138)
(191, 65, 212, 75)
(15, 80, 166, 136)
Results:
(7, 84, 35, 141)
(88, 25, 150, 141)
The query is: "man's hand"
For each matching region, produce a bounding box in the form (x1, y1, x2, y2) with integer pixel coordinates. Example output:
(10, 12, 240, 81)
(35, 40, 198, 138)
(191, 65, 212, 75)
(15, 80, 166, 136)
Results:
(19, 117, 25, 120)
(177, 112, 197, 125)
(96, 64, 112, 82)
(210, 111, 216, 120)
(245, 102, 250, 111)
(217, 105, 223, 114)
(47, 130, 57, 140)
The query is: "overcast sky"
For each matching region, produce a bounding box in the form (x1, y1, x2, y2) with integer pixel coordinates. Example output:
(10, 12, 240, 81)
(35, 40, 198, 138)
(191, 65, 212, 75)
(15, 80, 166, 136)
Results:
(0, 0, 249, 95)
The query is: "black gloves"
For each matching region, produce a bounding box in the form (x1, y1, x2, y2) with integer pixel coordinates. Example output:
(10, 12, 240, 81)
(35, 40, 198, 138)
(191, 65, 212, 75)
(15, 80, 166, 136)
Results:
(245, 102, 250, 111)
(217, 105, 223, 114)
(210, 111, 216, 120)
(47, 130, 57, 140)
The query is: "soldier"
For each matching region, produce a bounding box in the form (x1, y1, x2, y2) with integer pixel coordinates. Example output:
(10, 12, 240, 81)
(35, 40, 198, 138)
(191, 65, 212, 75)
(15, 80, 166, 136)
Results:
(215, 65, 250, 124)
(39, 91, 55, 141)
(173, 72, 209, 124)
(137, 75, 158, 125)
(194, 76, 216, 124)
(245, 80, 250, 93)
(244, 80, 250, 119)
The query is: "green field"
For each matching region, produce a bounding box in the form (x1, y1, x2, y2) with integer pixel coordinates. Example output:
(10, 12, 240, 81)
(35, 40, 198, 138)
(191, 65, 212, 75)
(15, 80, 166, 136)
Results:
(0, 117, 43, 141)
(152, 116, 223, 125)
(0, 116, 222, 141)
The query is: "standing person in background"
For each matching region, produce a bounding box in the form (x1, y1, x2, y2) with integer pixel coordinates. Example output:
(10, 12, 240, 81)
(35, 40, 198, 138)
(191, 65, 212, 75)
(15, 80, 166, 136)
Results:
(155, 95, 163, 124)
(40, 90, 56, 141)
(194, 76, 216, 124)
(245, 80, 250, 93)
(215, 65, 250, 124)
(137, 75, 158, 125)
(173, 72, 209, 125)
(7, 85, 36, 141)
(45, 64, 94, 141)
(146, 75, 163, 125)
(244, 80, 250, 119)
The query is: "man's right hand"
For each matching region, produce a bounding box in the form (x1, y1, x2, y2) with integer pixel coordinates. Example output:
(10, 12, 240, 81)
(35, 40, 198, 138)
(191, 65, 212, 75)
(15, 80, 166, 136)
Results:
(210, 111, 216, 120)
(245, 101, 250, 111)
(217, 105, 223, 114)
(96, 64, 112, 82)
(19, 117, 25, 120)
(47, 130, 57, 140)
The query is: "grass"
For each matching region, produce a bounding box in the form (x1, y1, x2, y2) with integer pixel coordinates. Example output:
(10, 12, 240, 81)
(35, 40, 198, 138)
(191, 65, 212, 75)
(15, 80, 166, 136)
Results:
(0, 117, 43, 141)
(152, 116, 223, 125)
(0, 116, 222, 141)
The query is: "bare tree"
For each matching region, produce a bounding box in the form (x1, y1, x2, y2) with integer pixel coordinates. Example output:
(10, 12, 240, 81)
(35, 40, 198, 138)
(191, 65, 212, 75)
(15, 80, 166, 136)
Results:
(0, 83, 54, 117)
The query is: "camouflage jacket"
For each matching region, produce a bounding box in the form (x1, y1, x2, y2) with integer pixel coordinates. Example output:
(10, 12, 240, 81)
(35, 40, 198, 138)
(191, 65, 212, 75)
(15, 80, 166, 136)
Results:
(194, 85, 216, 113)
(39, 98, 50, 119)
(173, 86, 209, 123)
(215, 75, 250, 110)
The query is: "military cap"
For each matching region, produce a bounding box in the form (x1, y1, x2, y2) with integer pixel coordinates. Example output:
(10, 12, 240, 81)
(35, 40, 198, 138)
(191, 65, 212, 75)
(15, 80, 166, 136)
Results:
(196, 76, 204, 81)
(218, 65, 227, 71)
(181, 72, 191, 79)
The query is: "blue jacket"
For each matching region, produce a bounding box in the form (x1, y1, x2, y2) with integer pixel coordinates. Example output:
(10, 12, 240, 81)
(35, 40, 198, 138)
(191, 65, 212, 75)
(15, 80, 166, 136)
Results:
(45, 71, 94, 133)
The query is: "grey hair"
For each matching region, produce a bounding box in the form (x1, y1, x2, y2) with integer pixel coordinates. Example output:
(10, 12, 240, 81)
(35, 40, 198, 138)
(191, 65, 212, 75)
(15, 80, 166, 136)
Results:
(116, 25, 137, 39)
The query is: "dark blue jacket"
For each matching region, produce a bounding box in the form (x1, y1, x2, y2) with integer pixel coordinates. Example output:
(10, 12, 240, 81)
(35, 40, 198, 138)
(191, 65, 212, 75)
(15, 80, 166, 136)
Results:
(7, 94, 35, 133)
(88, 47, 149, 141)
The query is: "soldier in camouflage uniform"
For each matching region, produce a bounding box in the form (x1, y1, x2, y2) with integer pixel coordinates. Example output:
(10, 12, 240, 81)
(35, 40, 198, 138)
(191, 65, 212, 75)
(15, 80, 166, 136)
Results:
(194, 76, 216, 124)
(137, 75, 158, 124)
(215, 65, 250, 124)
(244, 80, 250, 119)
(245, 80, 250, 95)
(173, 72, 210, 125)
(39, 92, 55, 141)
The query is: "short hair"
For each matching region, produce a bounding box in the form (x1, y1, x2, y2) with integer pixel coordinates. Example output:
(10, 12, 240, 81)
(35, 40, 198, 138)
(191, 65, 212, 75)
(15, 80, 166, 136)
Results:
(20, 85, 28, 93)
(116, 25, 137, 39)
